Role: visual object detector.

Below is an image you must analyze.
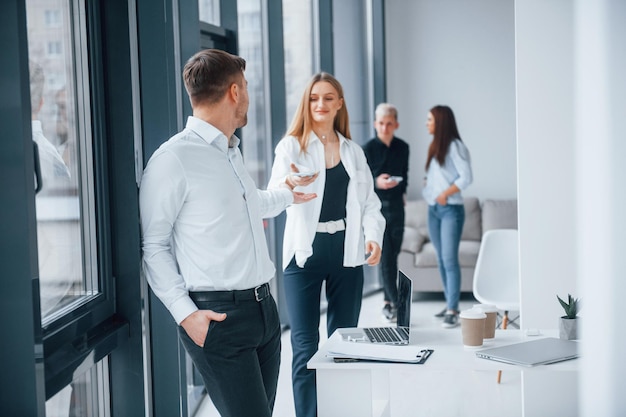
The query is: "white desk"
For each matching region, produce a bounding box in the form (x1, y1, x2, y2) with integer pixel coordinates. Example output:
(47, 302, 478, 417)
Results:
(308, 329, 579, 417)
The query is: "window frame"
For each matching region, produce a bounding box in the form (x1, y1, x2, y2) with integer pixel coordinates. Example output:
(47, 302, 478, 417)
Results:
(36, 0, 125, 400)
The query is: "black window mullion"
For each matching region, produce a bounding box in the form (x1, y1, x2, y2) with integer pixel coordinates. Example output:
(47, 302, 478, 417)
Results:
(0, 0, 46, 415)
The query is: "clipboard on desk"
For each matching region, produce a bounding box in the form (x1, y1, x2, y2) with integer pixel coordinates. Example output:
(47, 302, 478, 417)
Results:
(327, 341, 434, 364)
(332, 349, 433, 364)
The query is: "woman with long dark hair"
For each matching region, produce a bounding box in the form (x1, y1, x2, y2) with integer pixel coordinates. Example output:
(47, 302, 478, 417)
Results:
(423, 105, 473, 328)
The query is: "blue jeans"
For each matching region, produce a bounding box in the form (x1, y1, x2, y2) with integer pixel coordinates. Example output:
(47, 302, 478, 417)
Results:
(284, 231, 363, 417)
(428, 203, 465, 311)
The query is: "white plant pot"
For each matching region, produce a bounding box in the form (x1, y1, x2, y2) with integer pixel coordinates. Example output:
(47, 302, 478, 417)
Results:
(559, 317, 579, 340)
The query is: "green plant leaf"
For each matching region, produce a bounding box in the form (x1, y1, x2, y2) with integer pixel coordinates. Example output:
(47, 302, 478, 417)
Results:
(557, 294, 579, 319)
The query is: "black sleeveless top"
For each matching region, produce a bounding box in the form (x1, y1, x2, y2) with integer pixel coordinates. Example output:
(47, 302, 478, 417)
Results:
(318, 161, 349, 222)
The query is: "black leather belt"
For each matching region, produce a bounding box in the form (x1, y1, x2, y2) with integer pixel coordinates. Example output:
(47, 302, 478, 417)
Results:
(189, 283, 271, 303)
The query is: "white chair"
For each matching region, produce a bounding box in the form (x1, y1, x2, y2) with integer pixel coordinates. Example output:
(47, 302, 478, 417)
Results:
(472, 229, 520, 383)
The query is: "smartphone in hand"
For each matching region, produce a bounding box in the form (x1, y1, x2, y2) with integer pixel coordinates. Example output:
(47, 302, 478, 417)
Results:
(291, 171, 317, 177)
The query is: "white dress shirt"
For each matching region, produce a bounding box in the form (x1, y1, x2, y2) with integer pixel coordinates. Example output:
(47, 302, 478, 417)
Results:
(140, 116, 293, 324)
(422, 139, 473, 205)
(268, 132, 385, 270)
(32, 120, 71, 183)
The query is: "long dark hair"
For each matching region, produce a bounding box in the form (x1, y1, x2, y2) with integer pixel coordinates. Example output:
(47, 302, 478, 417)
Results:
(425, 105, 462, 170)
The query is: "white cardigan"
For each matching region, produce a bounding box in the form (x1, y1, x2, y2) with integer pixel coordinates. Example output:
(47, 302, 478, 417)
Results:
(268, 132, 385, 270)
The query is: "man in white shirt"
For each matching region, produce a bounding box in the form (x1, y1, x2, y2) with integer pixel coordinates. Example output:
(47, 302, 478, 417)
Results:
(140, 49, 316, 417)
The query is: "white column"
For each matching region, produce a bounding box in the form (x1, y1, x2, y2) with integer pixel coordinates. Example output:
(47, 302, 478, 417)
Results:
(515, 0, 576, 329)
(575, 1, 626, 416)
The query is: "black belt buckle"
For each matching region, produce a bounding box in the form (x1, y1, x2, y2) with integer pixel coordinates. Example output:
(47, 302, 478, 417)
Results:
(254, 284, 269, 302)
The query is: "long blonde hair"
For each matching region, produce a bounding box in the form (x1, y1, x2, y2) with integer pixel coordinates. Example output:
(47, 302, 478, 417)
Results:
(286, 72, 351, 153)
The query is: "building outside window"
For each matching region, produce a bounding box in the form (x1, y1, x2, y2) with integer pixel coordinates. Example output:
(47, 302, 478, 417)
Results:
(199, 0, 220, 25)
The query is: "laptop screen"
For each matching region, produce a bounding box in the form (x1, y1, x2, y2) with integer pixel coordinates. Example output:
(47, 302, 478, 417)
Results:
(396, 271, 413, 328)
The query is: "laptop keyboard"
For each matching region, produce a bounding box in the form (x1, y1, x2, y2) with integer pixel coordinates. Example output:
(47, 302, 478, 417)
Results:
(364, 327, 409, 344)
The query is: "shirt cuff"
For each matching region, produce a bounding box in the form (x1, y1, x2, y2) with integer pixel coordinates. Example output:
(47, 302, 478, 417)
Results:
(279, 187, 294, 205)
(170, 295, 199, 325)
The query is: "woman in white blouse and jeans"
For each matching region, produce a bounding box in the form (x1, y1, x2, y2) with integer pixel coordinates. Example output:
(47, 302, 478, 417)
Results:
(268, 72, 385, 417)
(422, 105, 473, 329)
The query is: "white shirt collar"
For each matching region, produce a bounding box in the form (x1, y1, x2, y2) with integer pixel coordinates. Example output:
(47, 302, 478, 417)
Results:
(185, 116, 240, 149)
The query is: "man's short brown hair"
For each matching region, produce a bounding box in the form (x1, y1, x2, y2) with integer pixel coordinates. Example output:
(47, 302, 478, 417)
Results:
(182, 49, 246, 106)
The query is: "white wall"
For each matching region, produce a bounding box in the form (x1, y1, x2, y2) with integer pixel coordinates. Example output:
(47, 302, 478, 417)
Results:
(386, 0, 626, 414)
(515, 1, 576, 329)
(386, 0, 517, 201)
(385, 0, 576, 328)
(575, 1, 626, 415)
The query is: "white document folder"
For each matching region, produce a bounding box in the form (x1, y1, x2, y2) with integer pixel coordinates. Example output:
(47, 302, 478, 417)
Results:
(326, 337, 432, 363)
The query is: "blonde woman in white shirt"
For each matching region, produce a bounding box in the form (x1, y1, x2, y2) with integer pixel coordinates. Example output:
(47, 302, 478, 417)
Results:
(268, 72, 385, 417)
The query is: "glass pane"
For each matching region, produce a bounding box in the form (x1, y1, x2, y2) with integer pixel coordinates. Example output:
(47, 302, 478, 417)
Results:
(26, 0, 98, 324)
(282, 0, 313, 125)
(238, 0, 268, 186)
(199, 0, 220, 25)
(45, 357, 110, 417)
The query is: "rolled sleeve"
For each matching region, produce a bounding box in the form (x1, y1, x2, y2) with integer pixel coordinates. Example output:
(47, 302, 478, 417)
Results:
(450, 140, 473, 190)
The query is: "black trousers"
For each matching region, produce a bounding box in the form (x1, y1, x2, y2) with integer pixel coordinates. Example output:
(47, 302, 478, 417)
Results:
(381, 201, 405, 305)
(284, 231, 363, 417)
(178, 293, 281, 417)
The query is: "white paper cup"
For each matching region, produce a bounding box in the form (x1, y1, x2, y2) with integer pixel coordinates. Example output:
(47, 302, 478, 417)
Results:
(473, 304, 498, 339)
(460, 308, 487, 348)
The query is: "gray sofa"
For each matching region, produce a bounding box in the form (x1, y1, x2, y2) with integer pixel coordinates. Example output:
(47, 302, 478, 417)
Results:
(398, 197, 518, 293)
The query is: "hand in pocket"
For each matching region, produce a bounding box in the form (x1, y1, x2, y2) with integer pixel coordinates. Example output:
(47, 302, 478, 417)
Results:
(180, 309, 227, 347)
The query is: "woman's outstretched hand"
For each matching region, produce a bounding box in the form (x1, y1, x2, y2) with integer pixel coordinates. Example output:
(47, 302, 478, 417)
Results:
(285, 163, 319, 189)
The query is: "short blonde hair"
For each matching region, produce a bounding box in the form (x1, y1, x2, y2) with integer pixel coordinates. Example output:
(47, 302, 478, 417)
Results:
(375, 103, 398, 121)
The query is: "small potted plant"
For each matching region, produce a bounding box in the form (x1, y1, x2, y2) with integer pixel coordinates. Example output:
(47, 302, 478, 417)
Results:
(557, 294, 581, 340)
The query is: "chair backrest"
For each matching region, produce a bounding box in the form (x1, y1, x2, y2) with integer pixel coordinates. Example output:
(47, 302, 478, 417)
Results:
(472, 229, 520, 311)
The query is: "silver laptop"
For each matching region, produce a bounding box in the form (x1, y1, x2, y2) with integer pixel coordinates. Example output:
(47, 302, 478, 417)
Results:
(475, 337, 579, 367)
(337, 270, 413, 345)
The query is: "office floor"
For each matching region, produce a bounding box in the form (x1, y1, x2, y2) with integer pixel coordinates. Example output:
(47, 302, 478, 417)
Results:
(195, 291, 522, 417)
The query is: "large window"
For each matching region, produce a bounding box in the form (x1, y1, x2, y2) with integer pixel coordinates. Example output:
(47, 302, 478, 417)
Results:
(238, 0, 270, 186)
(25, 0, 115, 413)
(199, 0, 220, 25)
(45, 358, 110, 417)
(27, 0, 99, 328)
(282, 0, 314, 125)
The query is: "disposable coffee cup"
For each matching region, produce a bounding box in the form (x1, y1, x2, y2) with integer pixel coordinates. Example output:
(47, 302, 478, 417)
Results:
(473, 303, 498, 339)
(460, 308, 487, 348)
